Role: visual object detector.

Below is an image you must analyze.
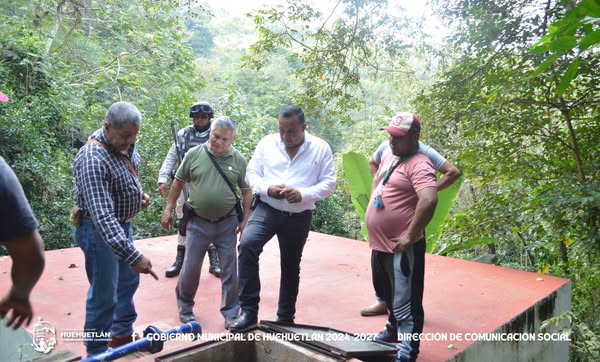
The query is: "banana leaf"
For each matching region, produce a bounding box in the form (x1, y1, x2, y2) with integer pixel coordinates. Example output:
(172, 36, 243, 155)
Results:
(425, 176, 462, 253)
(342, 152, 372, 241)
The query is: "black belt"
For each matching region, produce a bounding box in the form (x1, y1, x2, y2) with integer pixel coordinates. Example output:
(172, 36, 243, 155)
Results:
(193, 207, 234, 223)
(262, 201, 311, 217)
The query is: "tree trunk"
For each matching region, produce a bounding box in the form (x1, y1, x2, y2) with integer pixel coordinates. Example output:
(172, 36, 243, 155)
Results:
(560, 100, 585, 184)
(44, 0, 68, 58)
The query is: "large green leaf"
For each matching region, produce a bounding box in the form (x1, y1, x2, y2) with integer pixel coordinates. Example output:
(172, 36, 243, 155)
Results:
(425, 176, 463, 253)
(549, 36, 578, 52)
(342, 152, 373, 241)
(557, 56, 580, 96)
(436, 237, 498, 256)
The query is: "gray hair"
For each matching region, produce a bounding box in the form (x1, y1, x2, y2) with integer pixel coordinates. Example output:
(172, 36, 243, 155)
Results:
(105, 101, 142, 129)
(211, 116, 237, 138)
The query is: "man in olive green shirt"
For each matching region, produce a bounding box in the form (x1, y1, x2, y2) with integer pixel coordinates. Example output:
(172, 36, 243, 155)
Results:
(161, 116, 251, 328)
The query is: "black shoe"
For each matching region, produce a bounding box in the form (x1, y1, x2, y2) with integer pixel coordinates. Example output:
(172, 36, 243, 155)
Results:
(208, 245, 221, 277)
(228, 312, 257, 332)
(166, 245, 185, 278)
(179, 312, 196, 324)
(224, 317, 237, 330)
(275, 317, 295, 325)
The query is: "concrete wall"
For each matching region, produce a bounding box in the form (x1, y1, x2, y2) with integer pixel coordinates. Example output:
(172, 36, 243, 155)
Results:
(450, 281, 572, 362)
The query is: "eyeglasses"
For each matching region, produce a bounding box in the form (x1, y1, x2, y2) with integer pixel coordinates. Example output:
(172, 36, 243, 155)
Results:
(190, 104, 213, 114)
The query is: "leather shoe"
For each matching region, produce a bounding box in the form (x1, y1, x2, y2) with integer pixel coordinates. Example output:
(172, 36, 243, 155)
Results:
(276, 317, 295, 325)
(108, 333, 139, 348)
(360, 302, 387, 316)
(224, 317, 237, 330)
(228, 312, 257, 332)
(179, 312, 196, 324)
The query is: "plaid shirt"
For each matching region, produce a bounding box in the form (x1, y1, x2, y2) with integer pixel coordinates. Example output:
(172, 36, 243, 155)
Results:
(73, 128, 144, 265)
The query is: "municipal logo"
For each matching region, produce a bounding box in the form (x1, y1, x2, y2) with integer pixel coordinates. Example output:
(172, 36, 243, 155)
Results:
(32, 318, 57, 353)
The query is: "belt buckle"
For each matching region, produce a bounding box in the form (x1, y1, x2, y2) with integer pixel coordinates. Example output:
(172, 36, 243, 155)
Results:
(209, 218, 220, 223)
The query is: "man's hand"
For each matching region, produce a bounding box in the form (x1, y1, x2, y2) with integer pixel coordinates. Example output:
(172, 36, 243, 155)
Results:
(142, 193, 151, 209)
(158, 183, 168, 198)
(267, 184, 286, 199)
(391, 231, 421, 253)
(236, 219, 248, 236)
(0, 290, 33, 330)
(161, 209, 174, 231)
(133, 256, 158, 280)
(281, 188, 302, 203)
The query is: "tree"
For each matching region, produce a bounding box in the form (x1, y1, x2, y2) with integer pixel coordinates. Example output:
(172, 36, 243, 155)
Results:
(419, 0, 599, 358)
(242, 0, 417, 126)
(530, 0, 600, 95)
(0, 0, 210, 249)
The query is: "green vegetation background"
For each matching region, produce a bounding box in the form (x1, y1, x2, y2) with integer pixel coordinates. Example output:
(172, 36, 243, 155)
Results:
(0, 1, 598, 359)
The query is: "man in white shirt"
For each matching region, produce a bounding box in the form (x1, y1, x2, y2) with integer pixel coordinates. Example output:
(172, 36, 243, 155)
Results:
(229, 106, 336, 331)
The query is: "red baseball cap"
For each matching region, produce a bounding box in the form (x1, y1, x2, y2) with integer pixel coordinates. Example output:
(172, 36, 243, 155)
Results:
(381, 112, 420, 137)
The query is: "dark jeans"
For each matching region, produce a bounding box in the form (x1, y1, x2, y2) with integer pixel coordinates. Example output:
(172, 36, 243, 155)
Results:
(237, 202, 312, 320)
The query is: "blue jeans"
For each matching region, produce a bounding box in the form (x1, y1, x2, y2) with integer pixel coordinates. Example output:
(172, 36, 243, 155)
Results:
(75, 218, 139, 355)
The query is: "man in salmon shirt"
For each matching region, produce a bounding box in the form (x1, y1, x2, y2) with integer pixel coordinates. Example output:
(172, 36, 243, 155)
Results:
(365, 112, 438, 362)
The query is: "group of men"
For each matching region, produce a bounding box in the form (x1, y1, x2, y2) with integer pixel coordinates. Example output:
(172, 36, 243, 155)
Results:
(69, 101, 337, 356)
(1, 99, 459, 362)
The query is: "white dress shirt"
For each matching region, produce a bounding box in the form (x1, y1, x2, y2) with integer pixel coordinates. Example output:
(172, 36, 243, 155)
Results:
(246, 131, 336, 213)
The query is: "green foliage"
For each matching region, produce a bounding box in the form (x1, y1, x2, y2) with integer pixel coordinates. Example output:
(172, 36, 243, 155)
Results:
(134, 91, 197, 239)
(530, 0, 600, 95)
(242, 0, 415, 125)
(311, 190, 354, 238)
(424, 0, 600, 357)
(185, 17, 215, 57)
(342, 152, 372, 240)
(542, 311, 600, 361)
(311, 154, 360, 239)
(0, 0, 210, 249)
(0, 92, 75, 251)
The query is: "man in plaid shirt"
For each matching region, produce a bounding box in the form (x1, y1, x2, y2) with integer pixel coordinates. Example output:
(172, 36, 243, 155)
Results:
(72, 101, 157, 356)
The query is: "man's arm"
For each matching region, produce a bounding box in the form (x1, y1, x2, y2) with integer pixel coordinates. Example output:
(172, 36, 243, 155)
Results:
(161, 177, 186, 231)
(392, 186, 438, 252)
(368, 158, 379, 177)
(158, 143, 179, 197)
(437, 161, 461, 191)
(237, 188, 252, 234)
(292, 143, 336, 203)
(245, 138, 270, 197)
(0, 229, 45, 329)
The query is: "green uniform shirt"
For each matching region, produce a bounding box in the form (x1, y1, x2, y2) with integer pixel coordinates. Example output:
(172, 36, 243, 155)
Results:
(175, 144, 249, 219)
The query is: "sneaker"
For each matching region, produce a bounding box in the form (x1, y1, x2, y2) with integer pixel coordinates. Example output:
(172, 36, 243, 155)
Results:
(374, 329, 398, 343)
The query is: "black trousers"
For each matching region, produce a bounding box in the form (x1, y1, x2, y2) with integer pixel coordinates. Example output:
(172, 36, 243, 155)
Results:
(237, 202, 312, 320)
(372, 238, 425, 361)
